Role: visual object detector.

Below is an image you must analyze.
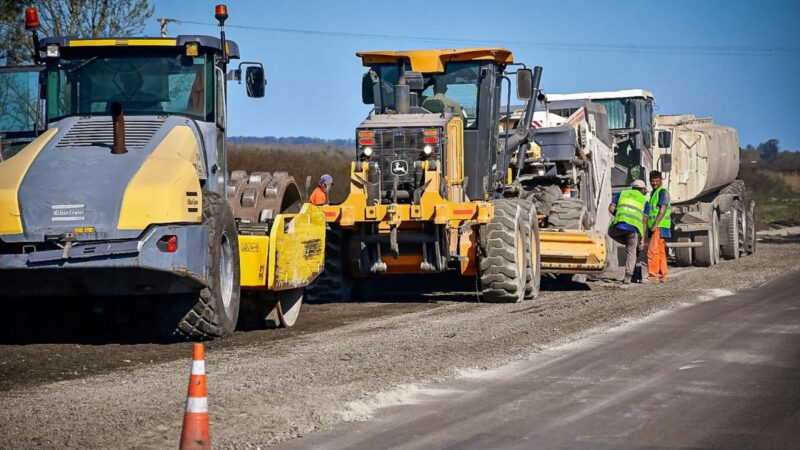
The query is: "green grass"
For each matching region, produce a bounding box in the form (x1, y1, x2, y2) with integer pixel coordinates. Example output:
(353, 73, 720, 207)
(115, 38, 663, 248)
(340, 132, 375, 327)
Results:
(739, 165, 800, 226)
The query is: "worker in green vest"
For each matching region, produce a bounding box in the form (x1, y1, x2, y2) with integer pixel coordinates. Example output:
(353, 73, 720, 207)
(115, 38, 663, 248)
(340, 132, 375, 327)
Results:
(608, 180, 649, 284)
(647, 170, 672, 282)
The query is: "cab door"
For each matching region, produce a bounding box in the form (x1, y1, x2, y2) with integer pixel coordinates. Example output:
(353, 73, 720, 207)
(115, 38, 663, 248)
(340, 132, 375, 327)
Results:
(0, 65, 44, 161)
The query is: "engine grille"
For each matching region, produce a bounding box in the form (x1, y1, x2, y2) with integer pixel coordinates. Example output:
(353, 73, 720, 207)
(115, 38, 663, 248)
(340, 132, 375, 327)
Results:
(56, 120, 163, 149)
(369, 128, 436, 187)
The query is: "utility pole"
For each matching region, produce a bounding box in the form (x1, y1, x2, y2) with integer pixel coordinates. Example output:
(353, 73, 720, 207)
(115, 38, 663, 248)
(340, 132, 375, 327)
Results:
(158, 18, 178, 37)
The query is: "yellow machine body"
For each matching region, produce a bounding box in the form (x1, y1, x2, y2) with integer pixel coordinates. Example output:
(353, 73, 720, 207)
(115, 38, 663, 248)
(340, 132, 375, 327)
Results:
(239, 203, 326, 290)
(539, 229, 607, 273)
(322, 117, 493, 275)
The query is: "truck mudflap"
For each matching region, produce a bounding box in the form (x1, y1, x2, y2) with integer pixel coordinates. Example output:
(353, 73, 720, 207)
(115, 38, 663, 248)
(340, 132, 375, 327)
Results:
(238, 203, 326, 291)
(539, 229, 606, 274)
(0, 224, 210, 297)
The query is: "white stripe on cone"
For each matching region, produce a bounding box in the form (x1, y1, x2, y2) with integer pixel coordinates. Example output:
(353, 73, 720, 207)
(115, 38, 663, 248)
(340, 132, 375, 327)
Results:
(185, 396, 208, 413)
(191, 360, 205, 375)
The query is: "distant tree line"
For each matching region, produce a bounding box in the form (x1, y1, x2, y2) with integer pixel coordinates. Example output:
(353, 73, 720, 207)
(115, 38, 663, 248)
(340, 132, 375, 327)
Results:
(740, 139, 800, 172)
(230, 136, 355, 149)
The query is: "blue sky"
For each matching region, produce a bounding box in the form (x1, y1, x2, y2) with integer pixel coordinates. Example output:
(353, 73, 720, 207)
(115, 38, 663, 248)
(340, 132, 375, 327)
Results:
(146, 0, 800, 149)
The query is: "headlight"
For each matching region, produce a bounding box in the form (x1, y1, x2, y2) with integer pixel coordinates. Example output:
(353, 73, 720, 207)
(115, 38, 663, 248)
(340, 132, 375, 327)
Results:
(362, 146, 373, 157)
(422, 145, 433, 156)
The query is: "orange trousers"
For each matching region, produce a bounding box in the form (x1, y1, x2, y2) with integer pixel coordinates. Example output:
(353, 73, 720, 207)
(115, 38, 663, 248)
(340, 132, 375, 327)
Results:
(647, 229, 668, 281)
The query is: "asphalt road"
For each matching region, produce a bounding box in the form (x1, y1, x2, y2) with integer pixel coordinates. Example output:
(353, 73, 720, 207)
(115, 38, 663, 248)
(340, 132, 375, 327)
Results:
(278, 270, 800, 450)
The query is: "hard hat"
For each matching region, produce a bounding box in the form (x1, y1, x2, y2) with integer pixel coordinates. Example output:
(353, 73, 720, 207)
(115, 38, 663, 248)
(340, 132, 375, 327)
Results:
(631, 180, 647, 189)
(320, 174, 333, 185)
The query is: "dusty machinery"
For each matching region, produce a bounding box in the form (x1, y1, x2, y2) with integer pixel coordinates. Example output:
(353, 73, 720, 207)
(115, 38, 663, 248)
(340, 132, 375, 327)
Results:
(547, 90, 755, 267)
(0, 5, 325, 339)
(502, 98, 615, 277)
(307, 48, 542, 303)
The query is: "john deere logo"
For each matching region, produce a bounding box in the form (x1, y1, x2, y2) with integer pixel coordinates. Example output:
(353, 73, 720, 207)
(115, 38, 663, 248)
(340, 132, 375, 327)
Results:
(390, 160, 409, 176)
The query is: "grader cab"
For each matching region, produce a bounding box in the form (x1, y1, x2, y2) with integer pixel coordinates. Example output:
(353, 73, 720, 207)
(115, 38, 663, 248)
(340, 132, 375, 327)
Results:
(307, 48, 543, 303)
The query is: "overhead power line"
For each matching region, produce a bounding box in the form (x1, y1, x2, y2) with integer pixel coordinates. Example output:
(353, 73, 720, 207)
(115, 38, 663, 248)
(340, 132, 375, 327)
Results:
(175, 20, 799, 57)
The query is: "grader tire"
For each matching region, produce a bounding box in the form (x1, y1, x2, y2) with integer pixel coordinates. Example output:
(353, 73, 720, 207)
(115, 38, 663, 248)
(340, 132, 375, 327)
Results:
(548, 198, 587, 230)
(518, 200, 541, 300)
(305, 226, 353, 303)
(479, 200, 527, 303)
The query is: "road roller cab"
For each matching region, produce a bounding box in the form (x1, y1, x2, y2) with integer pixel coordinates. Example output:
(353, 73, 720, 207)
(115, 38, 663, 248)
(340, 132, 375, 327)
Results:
(0, 5, 325, 339)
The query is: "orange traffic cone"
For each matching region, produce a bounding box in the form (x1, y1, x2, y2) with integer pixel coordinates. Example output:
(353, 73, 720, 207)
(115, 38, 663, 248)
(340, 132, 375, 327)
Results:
(179, 343, 211, 450)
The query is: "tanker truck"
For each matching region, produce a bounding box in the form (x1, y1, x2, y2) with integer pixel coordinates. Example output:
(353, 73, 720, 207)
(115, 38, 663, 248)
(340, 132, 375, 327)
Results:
(545, 90, 755, 267)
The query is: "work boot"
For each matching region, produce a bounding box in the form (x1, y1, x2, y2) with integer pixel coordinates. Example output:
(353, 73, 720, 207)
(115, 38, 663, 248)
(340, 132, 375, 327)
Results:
(622, 274, 632, 284)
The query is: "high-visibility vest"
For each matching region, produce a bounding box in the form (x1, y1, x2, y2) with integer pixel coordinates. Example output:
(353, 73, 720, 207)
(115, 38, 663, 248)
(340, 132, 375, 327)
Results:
(611, 189, 646, 235)
(647, 185, 672, 229)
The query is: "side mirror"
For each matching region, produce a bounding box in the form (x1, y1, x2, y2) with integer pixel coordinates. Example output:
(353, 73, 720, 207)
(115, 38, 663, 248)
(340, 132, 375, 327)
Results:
(245, 66, 266, 98)
(657, 130, 672, 148)
(659, 153, 672, 172)
(516, 69, 533, 100)
(361, 72, 374, 104)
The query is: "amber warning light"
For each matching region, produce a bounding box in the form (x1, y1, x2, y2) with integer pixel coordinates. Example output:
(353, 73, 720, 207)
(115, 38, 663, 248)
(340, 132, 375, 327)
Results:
(215, 4, 228, 24)
(24, 6, 40, 29)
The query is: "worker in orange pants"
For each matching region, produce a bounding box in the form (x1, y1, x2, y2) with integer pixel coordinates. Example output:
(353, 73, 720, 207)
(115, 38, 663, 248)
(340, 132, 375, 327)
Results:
(646, 171, 671, 282)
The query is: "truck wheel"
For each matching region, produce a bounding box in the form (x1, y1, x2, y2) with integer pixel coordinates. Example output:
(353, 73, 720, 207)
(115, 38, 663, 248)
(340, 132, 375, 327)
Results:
(519, 200, 541, 300)
(305, 226, 353, 303)
(548, 198, 587, 230)
(674, 236, 693, 266)
(479, 200, 526, 303)
(693, 211, 718, 268)
(160, 192, 241, 340)
(745, 200, 756, 255)
(720, 209, 740, 260)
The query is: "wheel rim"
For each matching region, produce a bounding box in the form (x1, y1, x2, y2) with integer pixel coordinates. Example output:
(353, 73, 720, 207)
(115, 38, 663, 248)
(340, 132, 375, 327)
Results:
(219, 231, 234, 309)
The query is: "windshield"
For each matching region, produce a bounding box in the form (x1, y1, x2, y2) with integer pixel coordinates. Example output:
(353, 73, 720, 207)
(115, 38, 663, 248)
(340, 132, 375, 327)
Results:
(595, 98, 637, 130)
(373, 61, 481, 128)
(46, 49, 212, 122)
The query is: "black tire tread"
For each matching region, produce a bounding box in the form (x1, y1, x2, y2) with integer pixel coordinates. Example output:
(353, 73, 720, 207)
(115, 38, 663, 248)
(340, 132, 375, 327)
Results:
(172, 192, 241, 340)
(305, 226, 352, 303)
(480, 200, 526, 303)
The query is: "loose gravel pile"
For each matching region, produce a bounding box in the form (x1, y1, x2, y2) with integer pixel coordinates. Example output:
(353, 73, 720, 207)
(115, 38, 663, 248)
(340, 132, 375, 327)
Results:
(1, 237, 798, 449)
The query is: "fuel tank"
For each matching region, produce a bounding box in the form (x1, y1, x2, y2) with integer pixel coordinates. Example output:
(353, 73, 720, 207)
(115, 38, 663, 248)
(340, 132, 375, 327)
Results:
(654, 115, 739, 204)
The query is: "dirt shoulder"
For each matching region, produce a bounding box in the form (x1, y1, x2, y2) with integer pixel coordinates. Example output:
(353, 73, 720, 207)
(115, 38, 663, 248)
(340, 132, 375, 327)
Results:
(1, 238, 798, 449)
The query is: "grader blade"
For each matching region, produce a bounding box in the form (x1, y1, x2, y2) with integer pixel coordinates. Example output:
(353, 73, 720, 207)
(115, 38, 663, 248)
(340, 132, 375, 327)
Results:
(539, 229, 607, 274)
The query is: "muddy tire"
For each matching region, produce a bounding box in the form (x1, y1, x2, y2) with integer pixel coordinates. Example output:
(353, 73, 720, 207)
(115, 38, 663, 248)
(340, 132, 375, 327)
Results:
(693, 211, 718, 268)
(548, 198, 587, 230)
(745, 200, 756, 255)
(305, 226, 353, 303)
(518, 200, 541, 300)
(479, 200, 527, 303)
(674, 236, 693, 267)
(159, 192, 241, 340)
(525, 184, 562, 217)
(720, 209, 740, 260)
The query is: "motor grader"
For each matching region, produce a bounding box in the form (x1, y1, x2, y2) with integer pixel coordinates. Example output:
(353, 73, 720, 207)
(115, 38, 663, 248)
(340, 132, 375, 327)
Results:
(0, 5, 325, 339)
(307, 48, 542, 303)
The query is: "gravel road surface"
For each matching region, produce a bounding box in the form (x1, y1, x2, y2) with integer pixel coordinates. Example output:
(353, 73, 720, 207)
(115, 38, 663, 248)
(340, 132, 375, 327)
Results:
(0, 234, 798, 449)
(278, 267, 800, 450)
